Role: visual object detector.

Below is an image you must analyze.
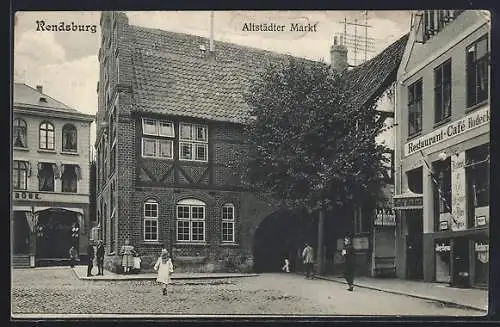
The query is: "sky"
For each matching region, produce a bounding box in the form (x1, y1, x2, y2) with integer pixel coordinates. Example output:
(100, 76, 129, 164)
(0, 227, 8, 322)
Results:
(13, 10, 412, 148)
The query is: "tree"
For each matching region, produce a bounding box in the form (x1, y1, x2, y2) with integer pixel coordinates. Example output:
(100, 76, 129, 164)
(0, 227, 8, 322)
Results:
(238, 57, 390, 273)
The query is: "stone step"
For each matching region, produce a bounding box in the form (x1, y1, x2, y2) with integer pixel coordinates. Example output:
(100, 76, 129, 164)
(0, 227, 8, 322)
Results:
(12, 255, 31, 268)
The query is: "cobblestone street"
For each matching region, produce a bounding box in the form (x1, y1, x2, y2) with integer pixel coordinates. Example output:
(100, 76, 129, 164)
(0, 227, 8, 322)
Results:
(11, 267, 484, 317)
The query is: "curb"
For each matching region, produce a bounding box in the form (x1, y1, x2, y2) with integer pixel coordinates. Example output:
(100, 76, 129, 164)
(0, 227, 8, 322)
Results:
(72, 269, 259, 282)
(314, 275, 487, 313)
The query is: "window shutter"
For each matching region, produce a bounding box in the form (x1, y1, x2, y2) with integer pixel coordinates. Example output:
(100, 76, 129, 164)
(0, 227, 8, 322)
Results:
(75, 165, 82, 180)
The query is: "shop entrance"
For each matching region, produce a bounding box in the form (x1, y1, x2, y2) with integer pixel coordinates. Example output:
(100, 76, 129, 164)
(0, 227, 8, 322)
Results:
(406, 210, 423, 280)
(452, 237, 471, 288)
(12, 211, 30, 255)
(36, 209, 79, 259)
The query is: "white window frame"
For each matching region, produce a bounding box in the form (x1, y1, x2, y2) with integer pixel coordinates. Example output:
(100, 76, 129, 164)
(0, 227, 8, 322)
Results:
(141, 137, 173, 159)
(142, 118, 175, 137)
(143, 199, 159, 242)
(222, 203, 235, 243)
(176, 199, 206, 243)
(179, 123, 208, 162)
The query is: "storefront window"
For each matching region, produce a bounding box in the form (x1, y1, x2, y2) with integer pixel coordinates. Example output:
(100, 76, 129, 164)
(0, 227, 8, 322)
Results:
(435, 239, 451, 283)
(466, 144, 489, 228)
(406, 167, 423, 194)
(433, 158, 451, 231)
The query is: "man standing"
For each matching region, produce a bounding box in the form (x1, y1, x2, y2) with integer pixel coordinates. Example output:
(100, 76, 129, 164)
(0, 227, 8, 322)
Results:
(302, 242, 314, 279)
(87, 241, 95, 277)
(342, 236, 356, 291)
(96, 240, 105, 276)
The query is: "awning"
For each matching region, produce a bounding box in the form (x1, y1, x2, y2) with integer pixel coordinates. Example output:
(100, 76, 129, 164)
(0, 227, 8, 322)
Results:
(34, 207, 84, 215)
(33, 207, 86, 233)
(393, 191, 423, 210)
(12, 206, 32, 212)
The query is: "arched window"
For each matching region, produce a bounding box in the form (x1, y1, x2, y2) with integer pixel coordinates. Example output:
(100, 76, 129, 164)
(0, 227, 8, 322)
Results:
(176, 199, 206, 242)
(39, 122, 55, 150)
(13, 118, 27, 148)
(62, 124, 77, 152)
(143, 199, 159, 241)
(222, 203, 235, 243)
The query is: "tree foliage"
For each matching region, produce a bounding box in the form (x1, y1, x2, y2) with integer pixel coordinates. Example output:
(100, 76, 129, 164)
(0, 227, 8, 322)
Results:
(239, 58, 389, 212)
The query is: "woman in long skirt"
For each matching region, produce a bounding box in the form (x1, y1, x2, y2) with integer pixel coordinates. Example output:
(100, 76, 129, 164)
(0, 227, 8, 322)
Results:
(120, 239, 135, 273)
(154, 250, 174, 295)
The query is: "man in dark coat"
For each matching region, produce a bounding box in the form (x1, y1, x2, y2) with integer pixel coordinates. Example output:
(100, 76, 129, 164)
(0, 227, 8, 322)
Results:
(96, 240, 105, 276)
(87, 242, 95, 277)
(342, 236, 356, 291)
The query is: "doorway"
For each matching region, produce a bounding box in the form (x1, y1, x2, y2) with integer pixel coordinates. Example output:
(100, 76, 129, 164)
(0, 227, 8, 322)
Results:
(406, 210, 423, 280)
(36, 209, 78, 259)
(13, 211, 30, 255)
(452, 237, 471, 288)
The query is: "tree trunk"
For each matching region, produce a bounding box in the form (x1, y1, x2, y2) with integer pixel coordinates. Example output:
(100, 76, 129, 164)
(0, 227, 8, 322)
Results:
(317, 208, 325, 275)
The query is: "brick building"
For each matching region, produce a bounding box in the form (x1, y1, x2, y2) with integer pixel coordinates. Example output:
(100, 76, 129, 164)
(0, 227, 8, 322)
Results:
(95, 11, 409, 274)
(394, 10, 490, 288)
(12, 83, 94, 267)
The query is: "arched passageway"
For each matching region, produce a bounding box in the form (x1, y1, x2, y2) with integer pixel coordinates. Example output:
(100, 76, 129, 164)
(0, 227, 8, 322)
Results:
(252, 209, 308, 273)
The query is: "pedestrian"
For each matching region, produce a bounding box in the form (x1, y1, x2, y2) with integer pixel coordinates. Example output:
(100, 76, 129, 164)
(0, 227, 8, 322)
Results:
(87, 241, 95, 277)
(69, 246, 77, 268)
(96, 240, 105, 276)
(120, 239, 136, 274)
(302, 242, 314, 279)
(342, 236, 356, 291)
(154, 249, 174, 295)
(281, 258, 290, 273)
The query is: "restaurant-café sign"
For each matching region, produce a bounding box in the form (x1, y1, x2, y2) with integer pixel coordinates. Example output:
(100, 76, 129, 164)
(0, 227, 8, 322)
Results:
(13, 191, 42, 200)
(393, 195, 423, 209)
(405, 106, 489, 156)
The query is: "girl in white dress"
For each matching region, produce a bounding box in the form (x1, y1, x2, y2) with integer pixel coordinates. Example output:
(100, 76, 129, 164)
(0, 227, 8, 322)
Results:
(154, 250, 174, 295)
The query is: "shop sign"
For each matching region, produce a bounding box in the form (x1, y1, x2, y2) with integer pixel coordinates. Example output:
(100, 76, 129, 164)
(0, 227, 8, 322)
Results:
(393, 195, 423, 209)
(374, 209, 396, 226)
(475, 242, 489, 264)
(475, 216, 487, 227)
(13, 191, 42, 200)
(451, 152, 467, 231)
(404, 106, 489, 156)
(435, 242, 451, 253)
(353, 236, 369, 251)
(439, 220, 449, 231)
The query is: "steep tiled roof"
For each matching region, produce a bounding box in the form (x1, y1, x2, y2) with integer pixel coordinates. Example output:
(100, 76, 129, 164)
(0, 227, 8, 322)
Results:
(345, 33, 409, 110)
(13, 83, 80, 113)
(128, 24, 408, 123)
(129, 25, 325, 124)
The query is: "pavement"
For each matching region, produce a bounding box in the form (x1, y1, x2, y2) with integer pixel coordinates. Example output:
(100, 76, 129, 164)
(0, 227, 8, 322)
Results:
(315, 274, 488, 312)
(71, 265, 258, 281)
(72, 266, 486, 312)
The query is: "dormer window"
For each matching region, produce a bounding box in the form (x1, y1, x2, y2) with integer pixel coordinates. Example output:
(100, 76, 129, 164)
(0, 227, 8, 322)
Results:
(141, 118, 174, 159)
(422, 10, 464, 42)
(179, 123, 208, 162)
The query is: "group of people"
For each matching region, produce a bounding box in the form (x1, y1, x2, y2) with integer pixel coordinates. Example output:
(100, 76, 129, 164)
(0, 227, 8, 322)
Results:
(282, 236, 356, 291)
(68, 241, 105, 276)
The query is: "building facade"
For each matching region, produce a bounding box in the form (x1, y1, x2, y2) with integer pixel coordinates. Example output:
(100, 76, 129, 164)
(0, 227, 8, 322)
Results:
(95, 12, 412, 274)
(394, 10, 490, 288)
(12, 83, 94, 267)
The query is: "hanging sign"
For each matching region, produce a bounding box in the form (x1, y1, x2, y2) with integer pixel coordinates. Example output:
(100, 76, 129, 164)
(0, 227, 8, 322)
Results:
(404, 106, 489, 156)
(451, 152, 467, 231)
(435, 241, 451, 253)
(393, 194, 423, 209)
(374, 209, 396, 226)
(475, 242, 489, 264)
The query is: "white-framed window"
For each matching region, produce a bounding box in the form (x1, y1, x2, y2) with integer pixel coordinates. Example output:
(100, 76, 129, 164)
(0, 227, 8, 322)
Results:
(179, 123, 208, 162)
(142, 118, 174, 137)
(142, 137, 173, 159)
(141, 118, 174, 159)
(39, 121, 55, 150)
(222, 203, 235, 243)
(176, 199, 206, 242)
(143, 199, 159, 241)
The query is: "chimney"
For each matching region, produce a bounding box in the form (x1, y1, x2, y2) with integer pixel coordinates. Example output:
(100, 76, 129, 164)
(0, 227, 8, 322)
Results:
(36, 85, 43, 93)
(207, 11, 216, 61)
(330, 36, 348, 73)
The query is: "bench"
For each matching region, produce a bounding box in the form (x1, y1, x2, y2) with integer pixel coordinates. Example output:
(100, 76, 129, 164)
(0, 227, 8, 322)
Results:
(374, 256, 396, 277)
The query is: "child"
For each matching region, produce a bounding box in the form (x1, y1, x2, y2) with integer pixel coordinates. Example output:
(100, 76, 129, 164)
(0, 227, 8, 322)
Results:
(69, 246, 77, 268)
(281, 258, 290, 273)
(154, 249, 174, 295)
